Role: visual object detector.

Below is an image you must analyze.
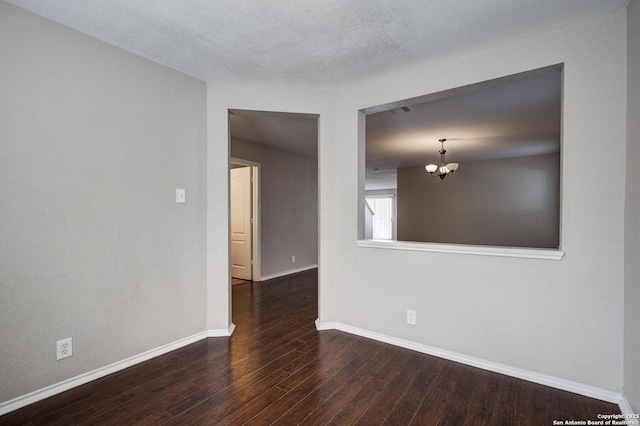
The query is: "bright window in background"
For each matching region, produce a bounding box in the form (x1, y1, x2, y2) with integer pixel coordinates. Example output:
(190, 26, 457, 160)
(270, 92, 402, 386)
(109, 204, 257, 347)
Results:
(366, 196, 394, 240)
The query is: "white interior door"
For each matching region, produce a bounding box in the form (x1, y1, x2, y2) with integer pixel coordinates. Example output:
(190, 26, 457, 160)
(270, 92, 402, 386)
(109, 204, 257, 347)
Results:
(230, 166, 252, 280)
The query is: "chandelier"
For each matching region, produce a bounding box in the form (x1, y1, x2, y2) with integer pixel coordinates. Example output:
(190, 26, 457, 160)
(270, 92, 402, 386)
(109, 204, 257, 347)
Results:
(425, 138, 459, 180)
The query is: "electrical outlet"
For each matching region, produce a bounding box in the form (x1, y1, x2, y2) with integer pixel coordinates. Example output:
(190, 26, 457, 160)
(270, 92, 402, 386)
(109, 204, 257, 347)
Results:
(57, 338, 73, 360)
(407, 310, 417, 326)
(291, 255, 295, 263)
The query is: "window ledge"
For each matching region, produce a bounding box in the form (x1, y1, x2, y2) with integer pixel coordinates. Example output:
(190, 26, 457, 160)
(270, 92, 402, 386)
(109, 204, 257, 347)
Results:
(356, 240, 564, 260)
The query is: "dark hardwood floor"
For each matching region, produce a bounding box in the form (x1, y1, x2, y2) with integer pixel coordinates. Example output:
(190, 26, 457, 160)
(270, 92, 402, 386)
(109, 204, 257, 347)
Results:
(1, 268, 620, 425)
(232, 277, 252, 286)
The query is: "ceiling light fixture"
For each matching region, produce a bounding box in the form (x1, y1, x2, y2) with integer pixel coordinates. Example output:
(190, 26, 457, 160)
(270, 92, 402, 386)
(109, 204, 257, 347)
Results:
(425, 138, 459, 181)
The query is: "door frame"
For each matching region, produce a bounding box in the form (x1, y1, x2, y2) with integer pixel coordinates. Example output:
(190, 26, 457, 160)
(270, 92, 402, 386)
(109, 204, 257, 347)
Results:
(230, 157, 260, 281)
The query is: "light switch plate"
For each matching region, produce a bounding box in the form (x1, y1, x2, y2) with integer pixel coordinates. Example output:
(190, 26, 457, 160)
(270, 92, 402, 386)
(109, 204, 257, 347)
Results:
(176, 188, 186, 204)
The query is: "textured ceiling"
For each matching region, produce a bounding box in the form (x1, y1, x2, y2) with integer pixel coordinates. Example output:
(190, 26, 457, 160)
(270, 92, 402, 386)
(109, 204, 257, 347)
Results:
(6, 0, 626, 190)
(5, 0, 628, 90)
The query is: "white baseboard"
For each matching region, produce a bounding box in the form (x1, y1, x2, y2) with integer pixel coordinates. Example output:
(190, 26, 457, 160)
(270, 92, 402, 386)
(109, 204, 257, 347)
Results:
(260, 264, 318, 282)
(209, 323, 235, 337)
(3, 321, 630, 417)
(315, 320, 624, 405)
(619, 397, 640, 425)
(0, 329, 232, 416)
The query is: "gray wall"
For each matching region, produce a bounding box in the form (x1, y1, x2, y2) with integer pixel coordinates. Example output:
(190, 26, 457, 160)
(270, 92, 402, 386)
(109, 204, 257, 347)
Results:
(231, 138, 318, 278)
(397, 153, 560, 248)
(0, 2, 207, 404)
(625, 0, 640, 412)
(328, 9, 625, 394)
(1, 0, 637, 413)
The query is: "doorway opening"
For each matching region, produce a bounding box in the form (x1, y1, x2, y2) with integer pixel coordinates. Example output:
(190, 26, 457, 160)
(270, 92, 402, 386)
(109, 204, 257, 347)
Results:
(228, 109, 319, 326)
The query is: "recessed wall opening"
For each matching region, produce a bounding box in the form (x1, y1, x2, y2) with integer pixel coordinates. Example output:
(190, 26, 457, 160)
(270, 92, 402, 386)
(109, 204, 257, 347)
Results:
(360, 64, 563, 250)
(228, 109, 320, 325)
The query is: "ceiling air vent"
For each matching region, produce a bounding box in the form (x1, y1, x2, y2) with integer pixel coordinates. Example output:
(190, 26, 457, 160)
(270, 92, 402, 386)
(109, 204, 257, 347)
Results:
(387, 106, 412, 115)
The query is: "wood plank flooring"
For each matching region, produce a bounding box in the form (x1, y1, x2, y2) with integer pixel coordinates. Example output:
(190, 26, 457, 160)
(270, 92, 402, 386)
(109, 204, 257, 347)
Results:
(232, 277, 252, 286)
(1, 268, 621, 425)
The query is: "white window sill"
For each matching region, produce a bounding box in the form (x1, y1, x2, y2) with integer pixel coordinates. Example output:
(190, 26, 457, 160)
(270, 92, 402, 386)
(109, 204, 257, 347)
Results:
(356, 240, 564, 260)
